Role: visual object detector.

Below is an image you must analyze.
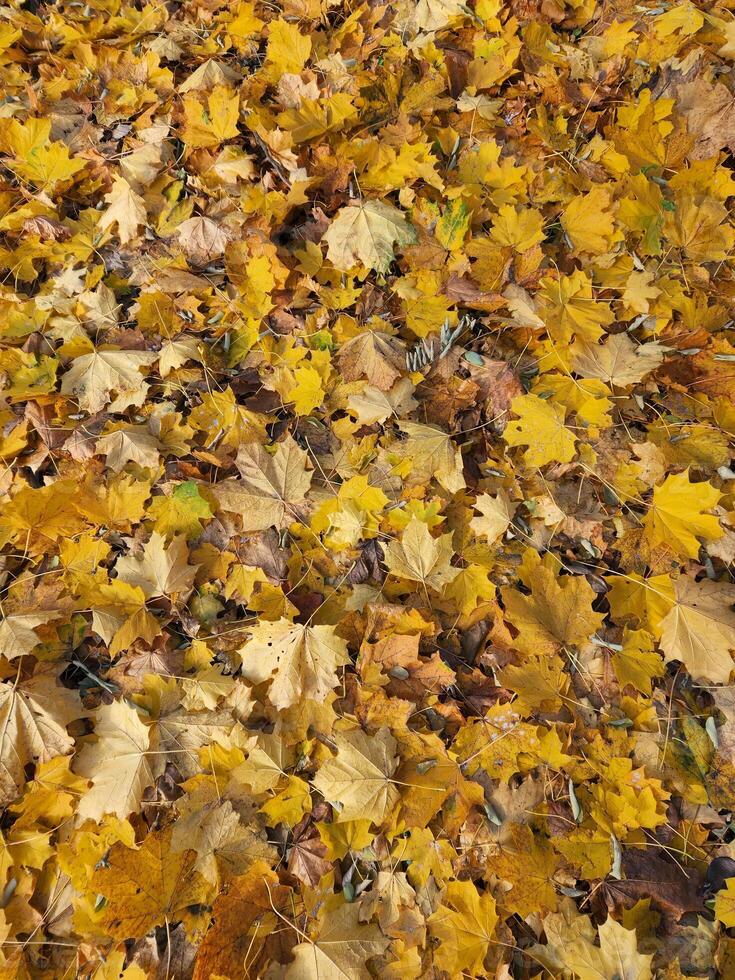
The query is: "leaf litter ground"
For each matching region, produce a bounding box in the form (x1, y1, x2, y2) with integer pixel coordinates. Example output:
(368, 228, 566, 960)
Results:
(1, 0, 735, 977)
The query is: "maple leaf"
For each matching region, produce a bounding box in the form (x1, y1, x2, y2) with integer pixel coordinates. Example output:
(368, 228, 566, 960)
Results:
(436, 199, 471, 251)
(612, 629, 665, 695)
(324, 200, 416, 272)
(675, 78, 735, 161)
(181, 85, 240, 148)
(561, 186, 620, 255)
(115, 531, 197, 599)
(158, 336, 201, 377)
(148, 480, 213, 539)
(715, 876, 735, 927)
(91, 826, 212, 940)
(644, 469, 722, 558)
(429, 880, 497, 976)
(531, 911, 653, 979)
(503, 393, 577, 467)
(288, 363, 325, 416)
(470, 490, 515, 543)
(0, 668, 79, 805)
(96, 425, 161, 472)
(444, 562, 496, 614)
(238, 620, 349, 709)
(312, 727, 399, 824)
(391, 828, 456, 888)
(489, 824, 559, 916)
(265, 17, 311, 75)
(337, 331, 405, 391)
(192, 862, 291, 980)
(98, 177, 147, 244)
(171, 799, 274, 884)
(61, 349, 157, 414)
(285, 901, 390, 979)
(382, 517, 460, 591)
(349, 384, 408, 426)
(4, 118, 86, 189)
(490, 203, 544, 252)
(176, 216, 229, 266)
(538, 269, 614, 345)
(591, 916, 659, 978)
(659, 577, 735, 683)
(606, 572, 675, 638)
(413, 0, 466, 31)
(213, 435, 312, 531)
(502, 550, 604, 655)
(75, 700, 161, 821)
(571, 334, 667, 387)
(0, 610, 60, 660)
(398, 421, 466, 494)
(235, 733, 295, 793)
(277, 94, 358, 143)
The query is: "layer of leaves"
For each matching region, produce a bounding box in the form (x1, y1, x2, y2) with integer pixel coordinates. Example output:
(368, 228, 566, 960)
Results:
(1, 0, 735, 977)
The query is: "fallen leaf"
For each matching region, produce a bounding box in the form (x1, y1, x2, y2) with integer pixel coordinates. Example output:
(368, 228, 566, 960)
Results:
(324, 200, 416, 272)
(312, 727, 399, 824)
(659, 577, 735, 683)
(98, 177, 147, 244)
(115, 531, 197, 599)
(61, 350, 157, 414)
(238, 620, 349, 709)
(75, 700, 160, 821)
(383, 517, 460, 591)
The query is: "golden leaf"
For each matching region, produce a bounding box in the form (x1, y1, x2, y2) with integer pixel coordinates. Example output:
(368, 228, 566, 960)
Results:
(324, 200, 416, 273)
(383, 517, 460, 591)
(239, 620, 349, 709)
(312, 727, 399, 824)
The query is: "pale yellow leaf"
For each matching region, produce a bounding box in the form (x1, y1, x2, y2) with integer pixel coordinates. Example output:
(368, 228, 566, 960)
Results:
(324, 200, 416, 273)
(312, 727, 399, 824)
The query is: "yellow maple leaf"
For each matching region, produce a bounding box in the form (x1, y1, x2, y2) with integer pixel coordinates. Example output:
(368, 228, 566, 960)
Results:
(644, 469, 722, 558)
(398, 420, 466, 493)
(288, 363, 325, 416)
(538, 269, 614, 345)
(97, 177, 147, 244)
(534, 374, 612, 431)
(182, 86, 240, 148)
(489, 204, 545, 252)
(90, 826, 212, 939)
(428, 880, 497, 976)
(383, 517, 460, 592)
(606, 572, 675, 638)
(715, 877, 735, 927)
(312, 727, 399, 824)
(264, 17, 311, 76)
(238, 619, 349, 709)
(561, 186, 621, 254)
(530, 912, 653, 979)
(285, 901, 389, 979)
(324, 200, 416, 273)
(503, 393, 577, 467)
(470, 490, 515, 543)
(147, 480, 213, 540)
(3, 117, 86, 189)
(502, 549, 604, 655)
(612, 629, 665, 695)
(76, 700, 159, 821)
(443, 563, 496, 615)
(277, 93, 357, 143)
(659, 576, 735, 683)
(60, 349, 157, 414)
